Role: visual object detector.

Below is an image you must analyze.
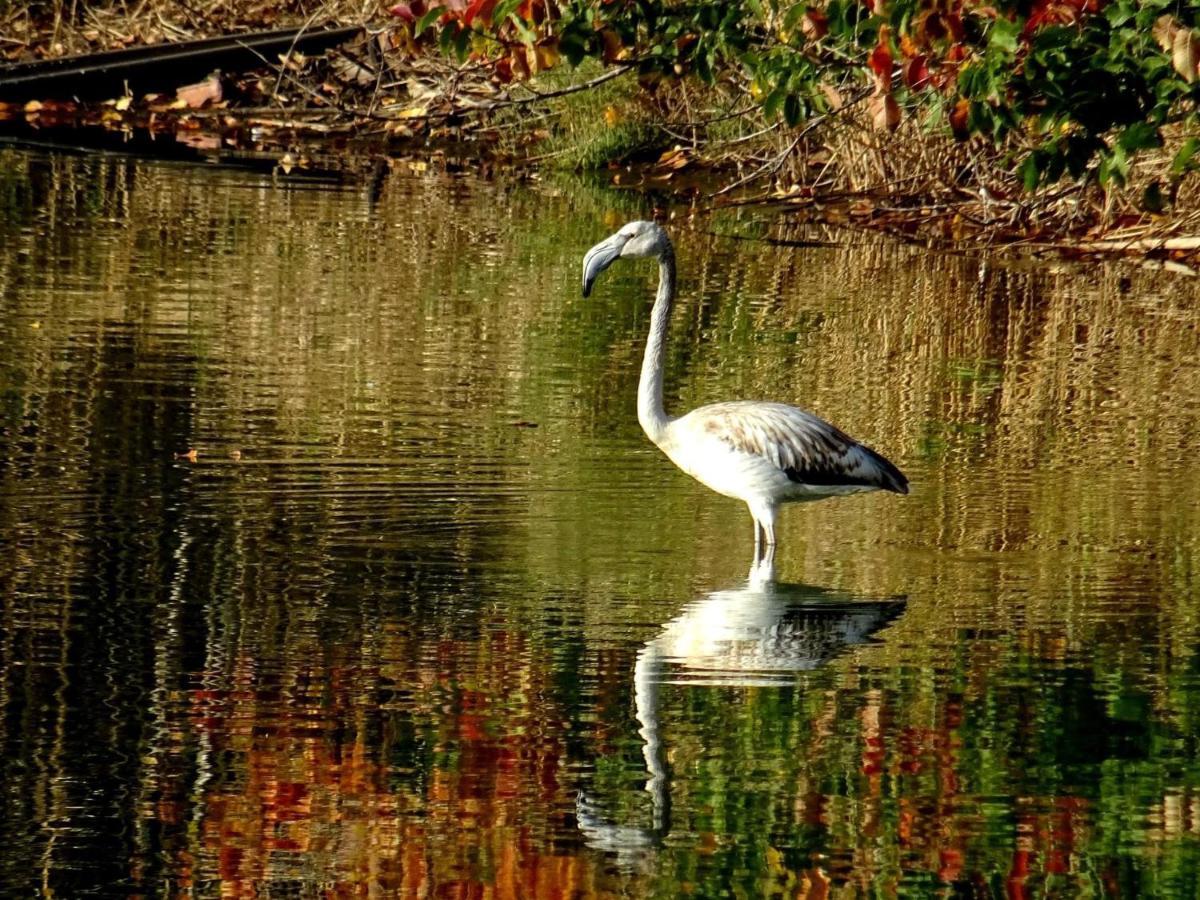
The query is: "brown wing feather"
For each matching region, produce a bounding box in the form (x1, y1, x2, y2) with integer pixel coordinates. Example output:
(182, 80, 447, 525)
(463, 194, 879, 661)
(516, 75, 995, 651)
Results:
(689, 401, 908, 494)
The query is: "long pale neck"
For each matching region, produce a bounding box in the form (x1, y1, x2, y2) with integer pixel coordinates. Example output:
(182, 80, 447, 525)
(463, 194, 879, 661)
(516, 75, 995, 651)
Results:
(638, 249, 675, 444)
(634, 645, 671, 838)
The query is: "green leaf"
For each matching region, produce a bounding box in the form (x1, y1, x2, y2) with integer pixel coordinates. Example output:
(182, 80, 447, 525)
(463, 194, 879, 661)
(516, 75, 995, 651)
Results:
(764, 84, 789, 119)
(1104, 3, 1135, 27)
(1100, 145, 1130, 187)
(509, 13, 536, 44)
(453, 25, 472, 59)
(1117, 121, 1161, 153)
(415, 7, 442, 35)
(783, 3, 808, 30)
(784, 93, 802, 126)
(1171, 138, 1200, 177)
(988, 17, 1021, 55)
(559, 19, 591, 66)
(492, 0, 521, 22)
(1019, 154, 1040, 191)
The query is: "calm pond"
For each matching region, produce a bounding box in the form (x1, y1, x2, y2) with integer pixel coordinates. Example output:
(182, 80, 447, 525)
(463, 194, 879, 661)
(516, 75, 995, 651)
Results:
(1, 145, 1199, 898)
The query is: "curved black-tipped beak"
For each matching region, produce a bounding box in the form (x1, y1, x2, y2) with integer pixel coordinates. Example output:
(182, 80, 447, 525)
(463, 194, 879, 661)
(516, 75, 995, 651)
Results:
(581, 233, 627, 297)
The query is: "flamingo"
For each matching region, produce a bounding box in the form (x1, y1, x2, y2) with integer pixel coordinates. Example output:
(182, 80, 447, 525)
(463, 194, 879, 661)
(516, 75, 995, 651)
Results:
(582, 220, 908, 558)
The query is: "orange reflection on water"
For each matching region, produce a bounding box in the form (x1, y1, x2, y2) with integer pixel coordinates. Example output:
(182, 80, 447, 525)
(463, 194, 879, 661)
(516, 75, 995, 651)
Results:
(171, 630, 612, 898)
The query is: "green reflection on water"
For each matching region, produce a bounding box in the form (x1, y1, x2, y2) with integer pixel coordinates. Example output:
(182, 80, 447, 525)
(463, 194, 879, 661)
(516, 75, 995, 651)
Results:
(0, 146, 1199, 898)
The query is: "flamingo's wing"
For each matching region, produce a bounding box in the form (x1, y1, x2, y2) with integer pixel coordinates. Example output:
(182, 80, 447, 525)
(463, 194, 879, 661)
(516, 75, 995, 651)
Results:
(686, 401, 908, 494)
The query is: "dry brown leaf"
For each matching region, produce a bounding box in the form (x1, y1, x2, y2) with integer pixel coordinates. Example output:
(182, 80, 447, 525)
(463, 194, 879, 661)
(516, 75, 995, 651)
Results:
(177, 132, 220, 150)
(332, 56, 376, 86)
(869, 92, 901, 131)
(176, 71, 222, 109)
(1154, 15, 1178, 52)
(536, 43, 560, 70)
(820, 83, 844, 110)
(1172, 27, 1199, 82)
(510, 46, 530, 80)
(600, 29, 626, 63)
(279, 51, 307, 71)
(657, 148, 690, 170)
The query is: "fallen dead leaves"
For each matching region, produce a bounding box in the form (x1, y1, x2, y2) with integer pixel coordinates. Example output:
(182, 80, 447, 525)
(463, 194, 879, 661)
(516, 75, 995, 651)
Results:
(1154, 15, 1200, 83)
(175, 70, 223, 109)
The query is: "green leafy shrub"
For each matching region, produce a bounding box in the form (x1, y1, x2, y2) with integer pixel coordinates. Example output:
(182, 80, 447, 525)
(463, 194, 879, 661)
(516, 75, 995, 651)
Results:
(406, 0, 1200, 191)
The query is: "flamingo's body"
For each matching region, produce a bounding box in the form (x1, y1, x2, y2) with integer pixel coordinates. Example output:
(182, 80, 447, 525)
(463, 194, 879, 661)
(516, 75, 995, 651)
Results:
(582, 220, 907, 554)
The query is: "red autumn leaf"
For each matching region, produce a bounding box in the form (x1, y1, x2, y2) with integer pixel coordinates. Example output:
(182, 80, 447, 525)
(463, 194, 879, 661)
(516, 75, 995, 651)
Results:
(945, 13, 965, 41)
(869, 38, 893, 92)
(903, 55, 931, 90)
(948, 98, 970, 139)
(463, 0, 496, 26)
(916, 11, 946, 43)
(516, 0, 544, 22)
(801, 9, 828, 39)
(675, 33, 698, 54)
(1027, 0, 1103, 32)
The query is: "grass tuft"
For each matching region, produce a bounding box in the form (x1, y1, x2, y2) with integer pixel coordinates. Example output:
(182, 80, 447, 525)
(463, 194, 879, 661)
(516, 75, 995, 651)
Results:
(519, 62, 668, 170)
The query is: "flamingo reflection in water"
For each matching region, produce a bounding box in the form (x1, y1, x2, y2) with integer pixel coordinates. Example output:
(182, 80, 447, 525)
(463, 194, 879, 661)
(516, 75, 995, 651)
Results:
(576, 555, 905, 864)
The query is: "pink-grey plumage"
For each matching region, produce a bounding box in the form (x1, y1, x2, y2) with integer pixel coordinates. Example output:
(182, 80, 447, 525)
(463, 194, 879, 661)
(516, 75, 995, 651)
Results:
(582, 220, 907, 556)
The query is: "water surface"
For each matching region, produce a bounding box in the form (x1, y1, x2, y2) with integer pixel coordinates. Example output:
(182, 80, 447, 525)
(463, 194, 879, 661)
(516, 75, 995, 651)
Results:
(1, 147, 1199, 897)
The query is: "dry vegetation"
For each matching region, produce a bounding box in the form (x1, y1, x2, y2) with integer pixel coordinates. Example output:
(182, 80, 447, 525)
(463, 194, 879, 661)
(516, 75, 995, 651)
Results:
(0, 1, 369, 57)
(3, 0, 1200, 268)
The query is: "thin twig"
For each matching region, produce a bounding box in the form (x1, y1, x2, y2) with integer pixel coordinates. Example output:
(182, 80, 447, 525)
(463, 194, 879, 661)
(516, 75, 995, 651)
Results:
(504, 64, 633, 106)
(713, 87, 870, 197)
(271, 8, 325, 103)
